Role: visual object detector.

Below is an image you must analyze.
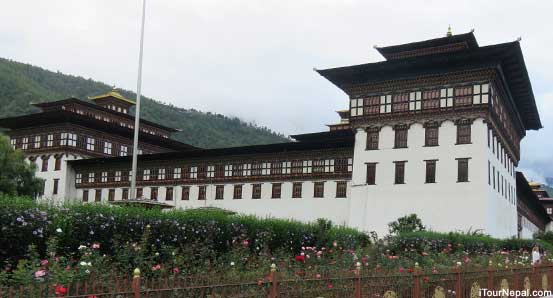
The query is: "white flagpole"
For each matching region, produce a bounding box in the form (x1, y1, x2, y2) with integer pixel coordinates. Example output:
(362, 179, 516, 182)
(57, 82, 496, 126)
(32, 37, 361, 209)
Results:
(130, 0, 147, 200)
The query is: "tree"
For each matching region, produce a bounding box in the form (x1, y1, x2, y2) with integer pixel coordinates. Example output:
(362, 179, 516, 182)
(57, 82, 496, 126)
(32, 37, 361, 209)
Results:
(388, 214, 426, 235)
(0, 134, 43, 197)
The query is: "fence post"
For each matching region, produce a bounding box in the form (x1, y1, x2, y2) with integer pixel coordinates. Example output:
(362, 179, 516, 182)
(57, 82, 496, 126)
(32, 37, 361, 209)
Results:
(354, 262, 362, 298)
(269, 263, 278, 298)
(133, 267, 141, 298)
(413, 262, 421, 298)
(513, 268, 519, 291)
(532, 264, 537, 291)
(455, 265, 462, 298)
(487, 261, 494, 291)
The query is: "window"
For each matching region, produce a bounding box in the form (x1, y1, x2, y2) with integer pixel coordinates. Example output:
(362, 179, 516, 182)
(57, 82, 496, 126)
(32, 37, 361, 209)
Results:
(122, 188, 128, 200)
(82, 190, 89, 202)
(292, 182, 302, 198)
(53, 179, 59, 195)
(120, 145, 128, 156)
(425, 160, 437, 183)
(271, 183, 282, 199)
(242, 164, 251, 176)
(233, 185, 242, 199)
(252, 184, 262, 199)
(41, 156, 49, 172)
(88, 172, 95, 183)
(215, 185, 224, 200)
(313, 160, 325, 173)
(472, 83, 490, 104)
(114, 171, 122, 182)
(270, 162, 283, 175)
(198, 186, 206, 200)
(10, 138, 16, 149)
(215, 165, 224, 178)
(54, 156, 62, 171)
(225, 164, 233, 177)
(232, 164, 243, 177)
(190, 166, 198, 179)
(453, 86, 472, 106)
(76, 173, 82, 184)
(366, 128, 379, 150)
(21, 137, 29, 150)
(104, 142, 112, 155)
(173, 167, 182, 179)
(547, 208, 552, 215)
(363, 96, 380, 115)
(34, 136, 41, 148)
(181, 186, 190, 200)
(207, 165, 215, 178)
(457, 158, 470, 182)
(101, 171, 108, 183)
(366, 163, 377, 185)
(394, 126, 408, 148)
(47, 134, 53, 147)
(409, 91, 422, 111)
(136, 188, 143, 198)
(158, 168, 166, 180)
(380, 95, 392, 113)
(456, 123, 471, 144)
(143, 169, 150, 181)
(336, 181, 347, 198)
(439, 88, 454, 108)
(86, 137, 95, 151)
(95, 189, 101, 202)
(166, 187, 173, 201)
(335, 158, 349, 173)
(68, 133, 77, 147)
(422, 89, 440, 109)
(108, 189, 115, 201)
(394, 161, 406, 184)
(424, 125, 439, 146)
(350, 98, 363, 117)
(151, 187, 158, 201)
(392, 93, 409, 112)
(314, 182, 325, 198)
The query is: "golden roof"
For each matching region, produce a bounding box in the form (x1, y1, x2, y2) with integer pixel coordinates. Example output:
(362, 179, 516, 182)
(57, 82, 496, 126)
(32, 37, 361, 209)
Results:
(89, 89, 135, 105)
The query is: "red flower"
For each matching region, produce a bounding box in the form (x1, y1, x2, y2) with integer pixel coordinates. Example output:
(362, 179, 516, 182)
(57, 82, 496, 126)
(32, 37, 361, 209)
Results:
(295, 255, 305, 263)
(407, 268, 414, 273)
(399, 267, 405, 273)
(172, 267, 180, 274)
(243, 240, 250, 247)
(87, 296, 98, 298)
(257, 279, 264, 286)
(54, 285, 67, 296)
(327, 283, 334, 289)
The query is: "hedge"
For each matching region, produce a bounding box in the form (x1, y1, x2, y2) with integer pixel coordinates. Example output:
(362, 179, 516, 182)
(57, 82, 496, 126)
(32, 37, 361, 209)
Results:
(0, 195, 370, 264)
(387, 230, 553, 254)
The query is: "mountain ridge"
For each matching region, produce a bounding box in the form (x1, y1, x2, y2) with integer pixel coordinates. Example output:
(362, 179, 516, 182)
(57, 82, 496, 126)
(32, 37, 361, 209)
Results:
(0, 57, 289, 148)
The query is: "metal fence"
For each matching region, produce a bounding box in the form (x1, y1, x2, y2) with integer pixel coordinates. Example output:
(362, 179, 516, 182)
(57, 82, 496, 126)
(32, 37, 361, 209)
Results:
(2, 263, 553, 298)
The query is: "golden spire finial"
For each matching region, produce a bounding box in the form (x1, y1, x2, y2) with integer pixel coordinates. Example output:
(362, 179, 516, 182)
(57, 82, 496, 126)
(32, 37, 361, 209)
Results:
(447, 25, 453, 37)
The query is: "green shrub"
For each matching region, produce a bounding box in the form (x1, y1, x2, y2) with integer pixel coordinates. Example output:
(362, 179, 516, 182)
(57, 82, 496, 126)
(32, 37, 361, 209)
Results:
(0, 195, 370, 265)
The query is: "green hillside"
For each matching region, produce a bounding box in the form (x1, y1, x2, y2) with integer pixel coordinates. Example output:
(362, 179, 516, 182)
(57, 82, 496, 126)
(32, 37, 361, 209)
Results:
(0, 58, 288, 148)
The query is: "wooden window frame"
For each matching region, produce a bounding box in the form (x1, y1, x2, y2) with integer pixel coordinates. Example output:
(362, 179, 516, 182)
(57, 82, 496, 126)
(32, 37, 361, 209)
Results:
(456, 123, 472, 145)
(198, 186, 206, 200)
(215, 185, 224, 200)
(292, 182, 302, 198)
(252, 184, 262, 199)
(394, 161, 406, 184)
(233, 184, 243, 199)
(53, 179, 59, 195)
(165, 187, 173, 201)
(457, 158, 470, 183)
(82, 190, 89, 202)
(151, 187, 158, 201)
(336, 181, 347, 198)
(271, 183, 281, 199)
(181, 186, 190, 200)
(122, 188, 129, 201)
(394, 126, 408, 148)
(425, 160, 437, 184)
(41, 157, 49, 172)
(366, 128, 379, 150)
(54, 156, 62, 171)
(313, 182, 325, 198)
(424, 125, 439, 147)
(366, 163, 377, 185)
(108, 189, 115, 201)
(95, 189, 102, 202)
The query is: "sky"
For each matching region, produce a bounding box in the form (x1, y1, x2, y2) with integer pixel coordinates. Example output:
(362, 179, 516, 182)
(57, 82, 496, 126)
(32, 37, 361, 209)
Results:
(0, 0, 552, 182)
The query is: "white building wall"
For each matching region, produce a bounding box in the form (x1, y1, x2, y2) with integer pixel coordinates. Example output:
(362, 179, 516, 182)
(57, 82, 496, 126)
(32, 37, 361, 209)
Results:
(76, 181, 351, 225)
(348, 118, 517, 238)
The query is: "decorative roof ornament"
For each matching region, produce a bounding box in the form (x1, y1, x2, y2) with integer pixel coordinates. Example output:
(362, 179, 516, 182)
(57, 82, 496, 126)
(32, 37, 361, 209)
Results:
(447, 25, 453, 37)
(89, 88, 136, 105)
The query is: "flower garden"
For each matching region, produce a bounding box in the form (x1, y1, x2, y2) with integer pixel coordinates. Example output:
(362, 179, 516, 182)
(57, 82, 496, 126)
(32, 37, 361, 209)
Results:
(2, 195, 553, 297)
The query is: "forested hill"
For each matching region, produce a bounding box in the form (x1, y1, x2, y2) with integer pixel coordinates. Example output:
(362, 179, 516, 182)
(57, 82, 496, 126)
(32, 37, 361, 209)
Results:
(0, 57, 288, 148)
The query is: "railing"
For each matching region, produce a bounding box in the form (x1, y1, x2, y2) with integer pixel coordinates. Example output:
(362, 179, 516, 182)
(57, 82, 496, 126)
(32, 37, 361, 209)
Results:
(2, 263, 553, 298)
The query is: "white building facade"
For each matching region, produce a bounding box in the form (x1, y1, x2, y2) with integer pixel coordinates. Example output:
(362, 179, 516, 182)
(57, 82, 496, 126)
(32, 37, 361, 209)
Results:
(2, 32, 548, 238)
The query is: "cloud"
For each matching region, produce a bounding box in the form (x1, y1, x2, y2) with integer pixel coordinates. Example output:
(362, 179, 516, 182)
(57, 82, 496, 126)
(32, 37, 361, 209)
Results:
(0, 0, 552, 175)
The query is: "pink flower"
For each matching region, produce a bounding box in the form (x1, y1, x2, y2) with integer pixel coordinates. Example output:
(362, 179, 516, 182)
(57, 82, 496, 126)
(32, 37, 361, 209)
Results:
(316, 251, 323, 257)
(327, 283, 334, 289)
(500, 251, 509, 255)
(40, 259, 49, 266)
(242, 240, 249, 247)
(34, 269, 47, 278)
(421, 252, 428, 256)
(91, 243, 100, 249)
(151, 264, 161, 271)
(87, 296, 98, 298)
(257, 279, 264, 286)
(172, 267, 180, 274)
(399, 267, 405, 273)
(332, 241, 337, 247)
(316, 274, 321, 279)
